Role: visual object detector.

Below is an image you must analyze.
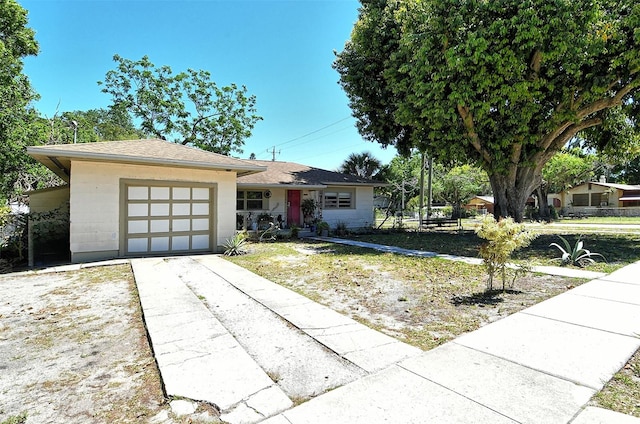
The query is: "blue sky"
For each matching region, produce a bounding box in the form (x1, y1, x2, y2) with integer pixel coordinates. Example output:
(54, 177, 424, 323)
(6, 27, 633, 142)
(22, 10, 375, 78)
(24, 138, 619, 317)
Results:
(21, 0, 399, 170)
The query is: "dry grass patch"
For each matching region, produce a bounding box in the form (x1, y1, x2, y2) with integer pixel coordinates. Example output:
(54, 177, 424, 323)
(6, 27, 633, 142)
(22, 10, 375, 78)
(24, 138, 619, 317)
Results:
(0, 265, 171, 423)
(228, 240, 585, 350)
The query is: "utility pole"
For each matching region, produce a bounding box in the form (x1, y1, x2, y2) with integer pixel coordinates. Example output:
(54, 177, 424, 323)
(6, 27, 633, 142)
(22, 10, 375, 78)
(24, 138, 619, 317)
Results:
(427, 156, 433, 218)
(267, 146, 281, 161)
(418, 152, 425, 231)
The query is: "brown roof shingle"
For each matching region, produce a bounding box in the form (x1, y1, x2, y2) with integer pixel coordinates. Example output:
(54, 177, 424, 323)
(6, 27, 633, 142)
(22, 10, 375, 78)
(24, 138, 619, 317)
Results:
(27, 139, 266, 181)
(237, 160, 386, 187)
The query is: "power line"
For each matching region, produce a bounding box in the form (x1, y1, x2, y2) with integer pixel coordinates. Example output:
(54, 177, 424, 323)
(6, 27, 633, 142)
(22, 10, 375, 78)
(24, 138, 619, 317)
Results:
(276, 116, 352, 147)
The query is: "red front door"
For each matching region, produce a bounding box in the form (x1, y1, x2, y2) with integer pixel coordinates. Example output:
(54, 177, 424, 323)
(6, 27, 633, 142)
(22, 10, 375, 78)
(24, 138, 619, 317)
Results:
(287, 190, 301, 226)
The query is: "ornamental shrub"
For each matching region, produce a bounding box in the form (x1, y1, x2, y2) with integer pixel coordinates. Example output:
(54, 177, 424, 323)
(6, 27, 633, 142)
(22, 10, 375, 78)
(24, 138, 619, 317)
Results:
(476, 215, 536, 291)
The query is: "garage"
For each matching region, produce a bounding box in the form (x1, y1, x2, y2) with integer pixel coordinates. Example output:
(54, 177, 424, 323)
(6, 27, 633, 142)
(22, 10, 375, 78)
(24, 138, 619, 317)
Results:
(27, 139, 265, 263)
(124, 182, 214, 255)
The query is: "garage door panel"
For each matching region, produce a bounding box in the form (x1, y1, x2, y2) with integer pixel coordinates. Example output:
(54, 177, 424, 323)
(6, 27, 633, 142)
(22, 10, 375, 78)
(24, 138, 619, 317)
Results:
(151, 237, 169, 251)
(128, 220, 148, 234)
(192, 187, 209, 200)
(124, 183, 213, 256)
(192, 218, 209, 231)
(128, 186, 148, 200)
(173, 203, 190, 215)
(150, 186, 170, 199)
(173, 187, 190, 200)
(192, 203, 209, 215)
(150, 220, 169, 233)
(128, 237, 148, 253)
(172, 235, 190, 250)
(192, 235, 209, 249)
(150, 203, 170, 216)
(128, 203, 148, 217)
(173, 219, 190, 231)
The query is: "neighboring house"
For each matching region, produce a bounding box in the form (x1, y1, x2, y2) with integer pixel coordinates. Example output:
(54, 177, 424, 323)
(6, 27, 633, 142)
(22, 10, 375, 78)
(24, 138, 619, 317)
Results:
(236, 160, 386, 231)
(26, 139, 385, 264)
(27, 139, 265, 263)
(465, 196, 495, 215)
(559, 181, 640, 215)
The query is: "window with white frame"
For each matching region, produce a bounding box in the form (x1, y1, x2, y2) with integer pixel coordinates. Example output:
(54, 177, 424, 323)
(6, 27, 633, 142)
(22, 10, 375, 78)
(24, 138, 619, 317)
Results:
(237, 190, 265, 210)
(323, 189, 354, 209)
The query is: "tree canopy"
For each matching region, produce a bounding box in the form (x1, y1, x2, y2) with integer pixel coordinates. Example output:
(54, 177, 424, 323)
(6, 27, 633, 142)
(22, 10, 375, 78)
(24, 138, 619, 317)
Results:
(334, 0, 640, 221)
(432, 164, 490, 215)
(42, 106, 145, 145)
(338, 151, 382, 179)
(0, 0, 39, 201)
(99, 55, 262, 155)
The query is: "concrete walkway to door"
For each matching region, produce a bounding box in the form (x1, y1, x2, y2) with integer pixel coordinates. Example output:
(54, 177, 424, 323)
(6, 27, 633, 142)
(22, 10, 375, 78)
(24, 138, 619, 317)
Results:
(132, 255, 640, 424)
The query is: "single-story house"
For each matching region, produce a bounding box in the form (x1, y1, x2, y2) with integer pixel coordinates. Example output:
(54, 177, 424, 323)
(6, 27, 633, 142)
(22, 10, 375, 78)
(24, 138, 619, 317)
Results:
(235, 159, 386, 230)
(560, 181, 640, 208)
(465, 196, 495, 214)
(26, 139, 385, 263)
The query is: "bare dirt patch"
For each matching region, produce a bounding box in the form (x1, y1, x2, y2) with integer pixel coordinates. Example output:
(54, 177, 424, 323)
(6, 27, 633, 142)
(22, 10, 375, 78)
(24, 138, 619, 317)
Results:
(0, 265, 215, 424)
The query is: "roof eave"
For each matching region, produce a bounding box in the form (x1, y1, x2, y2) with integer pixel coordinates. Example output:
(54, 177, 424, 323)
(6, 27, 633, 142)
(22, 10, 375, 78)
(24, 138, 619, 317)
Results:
(321, 181, 389, 187)
(27, 148, 266, 176)
(237, 183, 328, 189)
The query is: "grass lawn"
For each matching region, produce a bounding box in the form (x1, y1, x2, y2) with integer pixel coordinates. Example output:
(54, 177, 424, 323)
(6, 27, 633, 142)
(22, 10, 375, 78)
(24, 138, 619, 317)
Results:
(344, 229, 640, 273)
(228, 232, 640, 418)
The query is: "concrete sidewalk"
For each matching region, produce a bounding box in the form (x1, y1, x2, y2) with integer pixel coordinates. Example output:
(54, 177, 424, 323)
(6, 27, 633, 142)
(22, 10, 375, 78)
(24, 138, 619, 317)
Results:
(310, 236, 607, 280)
(132, 254, 640, 424)
(262, 259, 640, 424)
(132, 256, 421, 423)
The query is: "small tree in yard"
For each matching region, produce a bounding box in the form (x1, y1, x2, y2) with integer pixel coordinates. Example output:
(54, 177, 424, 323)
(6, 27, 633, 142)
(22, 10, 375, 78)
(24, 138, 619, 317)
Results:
(476, 215, 536, 292)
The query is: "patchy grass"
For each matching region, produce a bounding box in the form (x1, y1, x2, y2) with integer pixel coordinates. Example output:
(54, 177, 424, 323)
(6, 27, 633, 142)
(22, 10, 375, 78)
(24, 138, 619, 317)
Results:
(228, 240, 585, 350)
(344, 230, 640, 272)
(0, 265, 171, 423)
(593, 348, 640, 417)
(556, 216, 640, 225)
(229, 238, 640, 417)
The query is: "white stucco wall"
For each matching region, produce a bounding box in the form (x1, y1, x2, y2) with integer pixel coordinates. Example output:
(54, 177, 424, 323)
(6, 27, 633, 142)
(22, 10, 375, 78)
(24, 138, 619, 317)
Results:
(70, 160, 237, 262)
(322, 186, 375, 229)
(29, 186, 70, 213)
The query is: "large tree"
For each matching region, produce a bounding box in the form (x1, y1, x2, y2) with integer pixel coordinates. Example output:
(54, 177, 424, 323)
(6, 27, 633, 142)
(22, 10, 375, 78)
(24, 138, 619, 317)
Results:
(334, 0, 640, 221)
(99, 55, 262, 155)
(0, 0, 39, 201)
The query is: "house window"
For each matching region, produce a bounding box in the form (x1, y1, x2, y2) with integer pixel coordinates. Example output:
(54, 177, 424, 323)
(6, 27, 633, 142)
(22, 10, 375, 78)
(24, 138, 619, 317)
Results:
(237, 190, 265, 210)
(324, 190, 354, 209)
(572, 194, 589, 206)
(591, 193, 605, 206)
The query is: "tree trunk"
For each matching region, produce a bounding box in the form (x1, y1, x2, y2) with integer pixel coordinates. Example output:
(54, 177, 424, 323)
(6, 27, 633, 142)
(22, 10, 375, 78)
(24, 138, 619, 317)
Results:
(489, 166, 540, 222)
(536, 185, 550, 221)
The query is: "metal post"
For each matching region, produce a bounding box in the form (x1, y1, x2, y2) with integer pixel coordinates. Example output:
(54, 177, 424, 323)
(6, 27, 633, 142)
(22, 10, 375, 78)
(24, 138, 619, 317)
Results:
(427, 156, 433, 219)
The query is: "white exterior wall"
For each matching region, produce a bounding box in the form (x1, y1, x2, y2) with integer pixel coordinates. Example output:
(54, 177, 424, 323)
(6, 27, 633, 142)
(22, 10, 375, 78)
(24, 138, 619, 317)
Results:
(322, 186, 375, 230)
(235, 187, 288, 229)
(29, 186, 70, 213)
(70, 160, 236, 262)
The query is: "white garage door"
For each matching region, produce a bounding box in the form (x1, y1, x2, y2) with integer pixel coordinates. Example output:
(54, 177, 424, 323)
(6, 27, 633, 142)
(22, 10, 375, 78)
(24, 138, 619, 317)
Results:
(124, 183, 213, 255)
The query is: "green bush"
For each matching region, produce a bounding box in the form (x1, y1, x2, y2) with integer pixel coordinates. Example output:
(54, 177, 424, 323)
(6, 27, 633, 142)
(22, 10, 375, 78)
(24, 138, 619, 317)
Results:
(476, 215, 536, 291)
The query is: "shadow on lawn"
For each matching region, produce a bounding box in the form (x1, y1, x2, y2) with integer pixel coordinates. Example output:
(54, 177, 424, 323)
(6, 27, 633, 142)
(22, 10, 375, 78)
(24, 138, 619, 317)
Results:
(451, 289, 522, 306)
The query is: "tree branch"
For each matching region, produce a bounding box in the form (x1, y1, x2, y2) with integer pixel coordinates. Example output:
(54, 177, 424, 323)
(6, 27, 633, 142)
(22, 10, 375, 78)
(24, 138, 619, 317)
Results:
(457, 104, 492, 164)
(576, 79, 638, 119)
